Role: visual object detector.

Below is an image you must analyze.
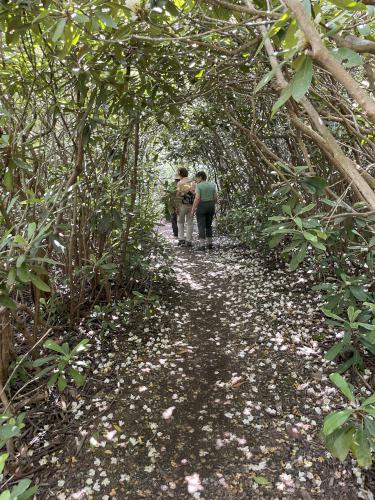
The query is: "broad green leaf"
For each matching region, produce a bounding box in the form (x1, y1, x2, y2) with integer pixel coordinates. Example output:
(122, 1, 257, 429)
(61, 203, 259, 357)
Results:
(27, 222, 36, 241)
(290, 56, 313, 101)
(10, 479, 32, 497)
(323, 409, 353, 435)
(17, 265, 31, 283)
(0, 293, 16, 310)
(303, 231, 318, 243)
(252, 475, 270, 485)
(47, 372, 59, 388)
(289, 242, 307, 271)
(30, 273, 51, 292)
(327, 0, 367, 11)
(325, 341, 346, 361)
(321, 308, 343, 321)
(271, 85, 292, 117)
(96, 12, 117, 28)
(331, 48, 363, 68)
(3, 169, 13, 192)
(0, 453, 9, 474)
(362, 392, 375, 407)
(295, 203, 316, 215)
(58, 374, 67, 392)
(18, 484, 38, 500)
(254, 68, 276, 94)
(351, 428, 372, 467)
(0, 491, 10, 500)
(329, 427, 354, 461)
(44, 339, 66, 354)
(52, 18, 67, 42)
(329, 372, 355, 401)
(68, 367, 85, 387)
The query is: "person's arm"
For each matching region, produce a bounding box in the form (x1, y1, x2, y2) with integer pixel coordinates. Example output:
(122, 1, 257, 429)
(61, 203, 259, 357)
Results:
(191, 188, 200, 214)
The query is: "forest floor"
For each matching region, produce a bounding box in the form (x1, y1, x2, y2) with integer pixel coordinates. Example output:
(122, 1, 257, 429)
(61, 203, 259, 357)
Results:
(32, 224, 372, 499)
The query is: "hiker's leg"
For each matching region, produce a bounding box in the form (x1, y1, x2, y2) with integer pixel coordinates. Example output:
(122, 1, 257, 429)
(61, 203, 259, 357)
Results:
(206, 202, 215, 248)
(171, 212, 178, 237)
(186, 206, 194, 243)
(196, 204, 207, 250)
(177, 205, 186, 242)
(206, 202, 215, 238)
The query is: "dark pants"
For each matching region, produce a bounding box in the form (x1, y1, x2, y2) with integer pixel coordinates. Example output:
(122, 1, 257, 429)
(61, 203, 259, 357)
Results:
(196, 201, 215, 239)
(171, 212, 178, 237)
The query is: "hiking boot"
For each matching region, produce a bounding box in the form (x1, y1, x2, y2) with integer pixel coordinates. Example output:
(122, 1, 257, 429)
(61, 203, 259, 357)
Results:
(207, 244, 213, 250)
(178, 240, 185, 246)
(186, 241, 193, 248)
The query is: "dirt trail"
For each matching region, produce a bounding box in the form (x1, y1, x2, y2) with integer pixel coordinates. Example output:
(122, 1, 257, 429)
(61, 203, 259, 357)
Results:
(39, 225, 363, 499)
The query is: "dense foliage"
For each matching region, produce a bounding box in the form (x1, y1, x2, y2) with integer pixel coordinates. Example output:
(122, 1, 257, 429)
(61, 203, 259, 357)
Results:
(0, 0, 375, 493)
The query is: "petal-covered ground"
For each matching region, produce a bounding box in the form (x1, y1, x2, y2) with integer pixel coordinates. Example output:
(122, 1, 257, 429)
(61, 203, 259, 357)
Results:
(35, 225, 368, 499)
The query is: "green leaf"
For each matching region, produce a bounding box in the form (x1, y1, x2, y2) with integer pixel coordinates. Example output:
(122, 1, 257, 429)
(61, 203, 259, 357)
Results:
(254, 68, 276, 93)
(295, 203, 316, 215)
(349, 286, 368, 301)
(0, 453, 9, 474)
(0, 294, 16, 310)
(17, 265, 31, 283)
(58, 374, 67, 392)
(289, 242, 307, 270)
(18, 484, 38, 500)
(321, 308, 343, 321)
(10, 479, 32, 498)
(30, 273, 51, 292)
(44, 339, 66, 354)
(271, 85, 292, 117)
(252, 475, 270, 485)
(47, 372, 59, 388)
(269, 233, 284, 248)
(330, 48, 363, 68)
(327, 0, 367, 11)
(329, 372, 355, 402)
(0, 491, 10, 500)
(290, 56, 313, 101)
(351, 428, 372, 467)
(3, 169, 13, 192)
(362, 392, 375, 407)
(323, 409, 353, 435)
(71, 339, 90, 356)
(68, 367, 85, 387)
(96, 12, 117, 28)
(328, 427, 354, 461)
(303, 231, 318, 243)
(27, 222, 36, 241)
(52, 18, 67, 42)
(325, 341, 346, 361)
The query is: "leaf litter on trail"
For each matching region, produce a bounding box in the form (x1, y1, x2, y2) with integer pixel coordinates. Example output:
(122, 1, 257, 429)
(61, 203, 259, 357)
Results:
(32, 226, 368, 499)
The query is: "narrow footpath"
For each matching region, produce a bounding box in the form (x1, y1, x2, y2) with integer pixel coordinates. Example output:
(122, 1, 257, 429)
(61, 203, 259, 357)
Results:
(38, 225, 364, 499)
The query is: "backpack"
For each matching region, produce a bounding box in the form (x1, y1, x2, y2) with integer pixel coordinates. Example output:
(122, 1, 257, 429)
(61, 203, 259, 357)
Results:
(182, 189, 195, 205)
(179, 181, 195, 205)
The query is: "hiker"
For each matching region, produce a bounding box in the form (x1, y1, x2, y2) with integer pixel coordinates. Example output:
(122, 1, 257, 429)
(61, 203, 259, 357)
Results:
(171, 178, 179, 238)
(176, 167, 195, 247)
(191, 170, 218, 250)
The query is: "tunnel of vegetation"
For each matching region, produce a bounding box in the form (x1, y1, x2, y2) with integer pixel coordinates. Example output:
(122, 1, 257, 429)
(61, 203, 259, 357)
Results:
(0, 0, 375, 494)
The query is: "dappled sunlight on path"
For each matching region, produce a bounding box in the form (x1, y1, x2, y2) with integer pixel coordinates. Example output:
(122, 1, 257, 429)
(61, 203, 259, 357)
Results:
(44, 224, 362, 499)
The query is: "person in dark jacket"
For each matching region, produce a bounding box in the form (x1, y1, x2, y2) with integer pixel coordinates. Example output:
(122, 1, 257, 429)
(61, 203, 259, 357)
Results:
(191, 171, 218, 250)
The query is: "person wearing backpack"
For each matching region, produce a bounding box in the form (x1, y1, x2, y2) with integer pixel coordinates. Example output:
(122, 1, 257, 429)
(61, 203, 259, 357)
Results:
(176, 167, 195, 247)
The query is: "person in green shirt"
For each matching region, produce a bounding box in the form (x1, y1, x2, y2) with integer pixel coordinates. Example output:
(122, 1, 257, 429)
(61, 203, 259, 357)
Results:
(191, 171, 218, 250)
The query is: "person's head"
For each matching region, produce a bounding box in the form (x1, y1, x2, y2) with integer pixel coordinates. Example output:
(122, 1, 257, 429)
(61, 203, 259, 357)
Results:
(195, 171, 207, 183)
(177, 167, 189, 179)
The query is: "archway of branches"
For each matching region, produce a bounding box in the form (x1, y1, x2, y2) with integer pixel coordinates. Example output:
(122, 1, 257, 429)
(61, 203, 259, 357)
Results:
(1, 0, 375, 483)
